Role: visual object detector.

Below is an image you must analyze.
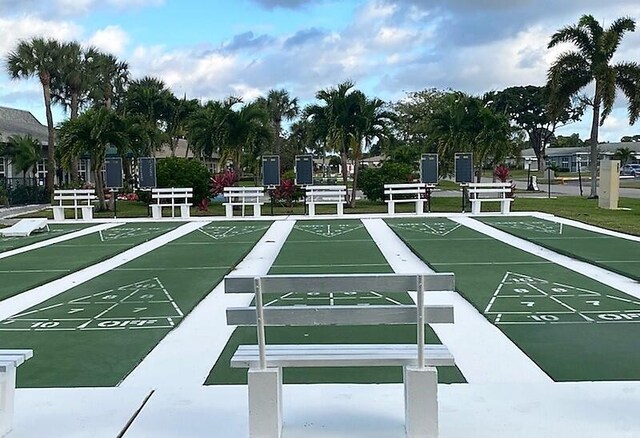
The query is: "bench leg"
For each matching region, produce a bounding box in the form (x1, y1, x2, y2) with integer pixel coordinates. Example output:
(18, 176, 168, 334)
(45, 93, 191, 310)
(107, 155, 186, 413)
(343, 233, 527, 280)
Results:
(336, 203, 344, 216)
(180, 205, 191, 219)
(254, 204, 262, 217)
(470, 200, 481, 215)
(500, 200, 511, 214)
(151, 205, 162, 219)
(0, 363, 17, 437)
(52, 207, 65, 221)
(248, 368, 282, 438)
(404, 366, 438, 438)
(388, 202, 395, 215)
(416, 200, 424, 214)
(308, 203, 315, 216)
(225, 204, 234, 218)
(81, 206, 94, 220)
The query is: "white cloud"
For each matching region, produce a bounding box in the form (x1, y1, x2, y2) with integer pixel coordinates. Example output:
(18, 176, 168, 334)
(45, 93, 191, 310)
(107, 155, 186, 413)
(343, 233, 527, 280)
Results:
(86, 25, 129, 56)
(0, 16, 81, 56)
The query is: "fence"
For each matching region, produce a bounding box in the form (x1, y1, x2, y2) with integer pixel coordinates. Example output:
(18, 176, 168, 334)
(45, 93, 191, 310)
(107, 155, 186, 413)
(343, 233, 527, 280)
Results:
(0, 177, 50, 207)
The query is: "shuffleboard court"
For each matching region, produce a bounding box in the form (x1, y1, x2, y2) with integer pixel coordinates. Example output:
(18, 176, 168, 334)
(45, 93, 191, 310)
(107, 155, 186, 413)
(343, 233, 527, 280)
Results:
(207, 219, 466, 385)
(478, 216, 640, 282)
(0, 223, 181, 302)
(1, 221, 271, 387)
(387, 217, 640, 381)
(0, 223, 94, 252)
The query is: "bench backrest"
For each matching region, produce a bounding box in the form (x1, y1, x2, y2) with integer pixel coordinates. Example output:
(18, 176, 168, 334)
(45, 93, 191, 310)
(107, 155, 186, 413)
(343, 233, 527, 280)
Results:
(223, 186, 265, 202)
(305, 185, 347, 202)
(151, 187, 193, 203)
(467, 182, 512, 198)
(53, 189, 96, 206)
(224, 273, 455, 370)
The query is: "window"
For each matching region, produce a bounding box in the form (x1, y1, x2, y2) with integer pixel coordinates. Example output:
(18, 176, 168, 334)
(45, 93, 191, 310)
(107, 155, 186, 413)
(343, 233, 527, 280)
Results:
(36, 159, 47, 185)
(78, 159, 88, 182)
(0, 157, 5, 178)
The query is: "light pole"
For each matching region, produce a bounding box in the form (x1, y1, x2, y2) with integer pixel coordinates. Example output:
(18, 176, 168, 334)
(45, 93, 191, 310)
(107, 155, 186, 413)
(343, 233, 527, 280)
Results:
(525, 158, 533, 191)
(545, 156, 551, 199)
(577, 156, 583, 197)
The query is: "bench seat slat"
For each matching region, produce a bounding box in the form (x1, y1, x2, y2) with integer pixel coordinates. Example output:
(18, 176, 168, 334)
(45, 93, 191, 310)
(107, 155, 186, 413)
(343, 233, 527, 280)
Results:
(227, 305, 454, 326)
(231, 344, 455, 368)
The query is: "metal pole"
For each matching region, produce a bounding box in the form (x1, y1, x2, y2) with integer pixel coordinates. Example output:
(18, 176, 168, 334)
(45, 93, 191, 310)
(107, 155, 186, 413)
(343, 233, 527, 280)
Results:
(526, 159, 533, 191)
(547, 163, 551, 199)
(578, 158, 583, 197)
(416, 275, 425, 368)
(254, 277, 267, 370)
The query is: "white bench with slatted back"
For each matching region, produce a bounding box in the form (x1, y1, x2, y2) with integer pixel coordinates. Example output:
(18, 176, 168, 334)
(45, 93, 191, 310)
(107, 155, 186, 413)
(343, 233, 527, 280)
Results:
(224, 273, 456, 438)
(0, 349, 33, 437)
(52, 189, 96, 220)
(384, 183, 436, 214)
(223, 186, 265, 218)
(467, 182, 514, 214)
(150, 187, 192, 219)
(305, 185, 347, 216)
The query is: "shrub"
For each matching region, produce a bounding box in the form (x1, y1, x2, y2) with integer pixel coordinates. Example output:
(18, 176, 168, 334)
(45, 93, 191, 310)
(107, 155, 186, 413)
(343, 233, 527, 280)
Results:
(357, 161, 414, 202)
(494, 164, 510, 182)
(156, 157, 211, 205)
(210, 169, 239, 197)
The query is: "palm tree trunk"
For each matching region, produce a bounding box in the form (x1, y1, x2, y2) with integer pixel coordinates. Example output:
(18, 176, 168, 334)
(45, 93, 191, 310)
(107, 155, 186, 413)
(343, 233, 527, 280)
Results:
(340, 151, 350, 204)
(41, 78, 56, 192)
(588, 92, 600, 198)
(69, 91, 79, 183)
(93, 168, 107, 210)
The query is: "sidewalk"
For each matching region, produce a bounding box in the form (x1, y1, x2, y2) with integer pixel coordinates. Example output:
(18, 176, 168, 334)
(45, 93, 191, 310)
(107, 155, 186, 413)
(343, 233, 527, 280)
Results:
(0, 204, 47, 222)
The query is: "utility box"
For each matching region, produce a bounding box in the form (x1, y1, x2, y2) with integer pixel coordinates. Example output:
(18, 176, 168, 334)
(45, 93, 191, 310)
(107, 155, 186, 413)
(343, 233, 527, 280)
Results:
(598, 159, 620, 209)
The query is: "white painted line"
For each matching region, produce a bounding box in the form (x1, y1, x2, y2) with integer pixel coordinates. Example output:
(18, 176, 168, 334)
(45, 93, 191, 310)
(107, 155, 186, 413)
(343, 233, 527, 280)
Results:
(454, 217, 640, 300)
(0, 222, 122, 260)
(530, 212, 640, 242)
(120, 220, 295, 389)
(0, 222, 209, 322)
(362, 218, 552, 384)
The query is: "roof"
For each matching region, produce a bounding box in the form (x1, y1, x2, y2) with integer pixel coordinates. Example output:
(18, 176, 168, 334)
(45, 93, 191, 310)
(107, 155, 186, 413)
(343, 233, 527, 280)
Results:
(522, 142, 640, 158)
(0, 106, 49, 145)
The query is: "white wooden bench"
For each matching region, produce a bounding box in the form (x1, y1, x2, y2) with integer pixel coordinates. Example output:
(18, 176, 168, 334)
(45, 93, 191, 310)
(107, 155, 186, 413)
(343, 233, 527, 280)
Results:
(150, 187, 192, 219)
(51, 189, 96, 220)
(224, 273, 456, 438)
(467, 182, 514, 214)
(223, 187, 265, 218)
(304, 185, 347, 216)
(385, 183, 435, 214)
(0, 349, 33, 437)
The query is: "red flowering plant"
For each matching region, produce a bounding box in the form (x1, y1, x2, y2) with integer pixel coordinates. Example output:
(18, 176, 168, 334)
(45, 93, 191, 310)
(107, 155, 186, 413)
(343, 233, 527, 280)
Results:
(494, 164, 516, 198)
(272, 179, 298, 212)
(210, 169, 239, 197)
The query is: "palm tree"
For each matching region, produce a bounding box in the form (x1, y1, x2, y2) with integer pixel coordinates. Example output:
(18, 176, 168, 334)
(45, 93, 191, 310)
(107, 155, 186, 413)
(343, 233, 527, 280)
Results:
(58, 107, 127, 209)
(86, 49, 129, 110)
(257, 89, 299, 154)
(5, 135, 41, 184)
(613, 146, 633, 165)
(225, 101, 273, 179)
(6, 37, 62, 191)
(547, 15, 640, 197)
(187, 100, 232, 159)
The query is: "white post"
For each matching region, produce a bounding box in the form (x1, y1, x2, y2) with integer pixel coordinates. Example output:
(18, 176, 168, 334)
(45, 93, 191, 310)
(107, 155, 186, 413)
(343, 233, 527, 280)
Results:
(0, 363, 16, 438)
(416, 275, 425, 368)
(254, 277, 267, 370)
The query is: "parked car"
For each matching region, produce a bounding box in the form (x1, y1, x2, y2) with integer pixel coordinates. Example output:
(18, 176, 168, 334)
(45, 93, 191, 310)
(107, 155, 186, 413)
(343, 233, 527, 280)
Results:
(620, 164, 640, 177)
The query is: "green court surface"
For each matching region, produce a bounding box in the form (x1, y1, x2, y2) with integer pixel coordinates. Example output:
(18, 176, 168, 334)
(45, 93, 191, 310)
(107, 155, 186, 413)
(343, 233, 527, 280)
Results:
(2, 221, 271, 387)
(478, 216, 640, 282)
(387, 217, 640, 381)
(207, 219, 466, 385)
(0, 223, 93, 252)
(0, 223, 180, 303)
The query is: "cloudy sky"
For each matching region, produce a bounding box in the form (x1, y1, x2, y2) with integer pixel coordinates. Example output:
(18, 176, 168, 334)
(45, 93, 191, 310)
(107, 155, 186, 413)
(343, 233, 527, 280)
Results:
(1, 0, 640, 141)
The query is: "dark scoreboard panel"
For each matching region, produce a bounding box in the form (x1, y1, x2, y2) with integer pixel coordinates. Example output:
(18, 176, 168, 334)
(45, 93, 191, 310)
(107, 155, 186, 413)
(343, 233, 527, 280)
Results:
(139, 157, 157, 188)
(105, 157, 123, 189)
(455, 153, 473, 184)
(262, 155, 281, 187)
(420, 154, 438, 184)
(295, 155, 313, 186)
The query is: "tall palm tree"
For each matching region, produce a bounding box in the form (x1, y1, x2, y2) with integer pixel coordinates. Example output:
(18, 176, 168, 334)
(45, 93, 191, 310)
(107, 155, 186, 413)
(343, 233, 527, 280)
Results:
(5, 135, 41, 184)
(86, 49, 129, 110)
(257, 89, 299, 154)
(58, 107, 127, 209)
(187, 100, 232, 159)
(547, 15, 640, 197)
(6, 37, 62, 191)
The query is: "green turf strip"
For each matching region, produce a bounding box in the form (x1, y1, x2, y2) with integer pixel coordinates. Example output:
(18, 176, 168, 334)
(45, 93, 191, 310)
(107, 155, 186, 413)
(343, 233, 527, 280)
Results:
(4, 221, 271, 387)
(478, 216, 640, 282)
(207, 219, 466, 385)
(387, 217, 640, 382)
(0, 223, 181, 303)
(0, 223, 94, 253)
